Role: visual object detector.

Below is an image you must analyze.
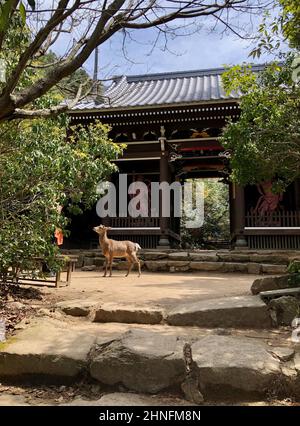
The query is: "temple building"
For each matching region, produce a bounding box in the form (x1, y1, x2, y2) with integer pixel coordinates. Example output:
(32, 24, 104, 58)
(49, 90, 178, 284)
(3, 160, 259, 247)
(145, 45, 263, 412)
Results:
(67, 66, 300, 250)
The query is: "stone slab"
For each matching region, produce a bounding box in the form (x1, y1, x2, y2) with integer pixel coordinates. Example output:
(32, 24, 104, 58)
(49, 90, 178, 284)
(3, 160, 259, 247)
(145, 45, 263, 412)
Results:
(93, 303, 164, 325)
(166, 296, 271, 328)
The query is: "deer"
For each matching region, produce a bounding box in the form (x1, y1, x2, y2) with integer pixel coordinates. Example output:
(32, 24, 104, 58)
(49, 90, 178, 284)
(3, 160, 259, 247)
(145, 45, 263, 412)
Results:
(93, 225, 141, 277)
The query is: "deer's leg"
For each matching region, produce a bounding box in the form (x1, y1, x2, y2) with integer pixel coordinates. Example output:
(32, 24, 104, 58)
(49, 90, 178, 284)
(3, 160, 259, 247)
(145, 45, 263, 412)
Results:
(103, 257, 108, 277)
(137, 259, 141, 277)
(132, 253, 141, 277)
(109, 255, 113, 277)
(125, 258, 133, 277)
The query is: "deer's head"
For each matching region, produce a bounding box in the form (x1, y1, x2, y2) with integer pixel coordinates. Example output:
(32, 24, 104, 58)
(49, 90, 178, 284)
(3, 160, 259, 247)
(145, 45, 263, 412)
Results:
(93, 225, 111, 235)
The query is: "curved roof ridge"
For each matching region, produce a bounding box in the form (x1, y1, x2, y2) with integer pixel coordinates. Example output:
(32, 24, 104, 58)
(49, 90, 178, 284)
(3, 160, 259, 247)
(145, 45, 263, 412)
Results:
(71, 63, 269, 111)
(111, 63, 267, 83)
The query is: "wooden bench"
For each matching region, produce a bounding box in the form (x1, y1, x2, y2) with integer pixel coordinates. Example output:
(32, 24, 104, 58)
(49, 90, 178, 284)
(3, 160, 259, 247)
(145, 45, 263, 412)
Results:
(2, 255, 78, 288)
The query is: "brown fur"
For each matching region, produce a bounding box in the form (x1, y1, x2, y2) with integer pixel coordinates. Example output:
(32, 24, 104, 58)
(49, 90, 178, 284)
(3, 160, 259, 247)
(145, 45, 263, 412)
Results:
(93, 225, 141, 277)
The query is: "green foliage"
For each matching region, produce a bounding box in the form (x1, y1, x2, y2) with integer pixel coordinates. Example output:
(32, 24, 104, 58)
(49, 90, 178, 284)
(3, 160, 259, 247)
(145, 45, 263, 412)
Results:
(0, 8, 119, 278)
(181, 179, 230, 248)
(280, 0, 300, 50)
(0, 13, 93, 103)
(0, 0, 13, 31)
(221, 55, 300, 192)
(287, 260, 300, 274)
(249, 1, 300, 58)
(0, 0, 35, 30)
(0, 117, 123, 275)
(287, 260, 300, 287)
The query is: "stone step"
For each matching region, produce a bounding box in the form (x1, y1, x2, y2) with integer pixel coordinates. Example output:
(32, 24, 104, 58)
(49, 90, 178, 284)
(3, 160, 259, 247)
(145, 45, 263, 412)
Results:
(55, 296, 272, 329)
(165, 296, 271, 329)
(0, 318, 299, 399)
(63, 249, 298, 274)
(143, 261, 287, 275)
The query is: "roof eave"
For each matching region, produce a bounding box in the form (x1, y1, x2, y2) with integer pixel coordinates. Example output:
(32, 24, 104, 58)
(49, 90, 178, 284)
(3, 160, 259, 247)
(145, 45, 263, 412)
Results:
(69, 97, 240, 115)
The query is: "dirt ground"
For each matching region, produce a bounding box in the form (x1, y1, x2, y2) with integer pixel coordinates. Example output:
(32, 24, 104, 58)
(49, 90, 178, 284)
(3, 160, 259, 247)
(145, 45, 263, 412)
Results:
(0, 270, 259, 339)
(45, 270, 258, 309)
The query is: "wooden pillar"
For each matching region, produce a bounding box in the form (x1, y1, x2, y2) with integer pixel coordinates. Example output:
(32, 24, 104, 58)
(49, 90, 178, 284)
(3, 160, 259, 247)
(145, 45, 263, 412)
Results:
(294, 178, 300, 210)
(231, 183, 248, 249)
(158, 134, 171, 248)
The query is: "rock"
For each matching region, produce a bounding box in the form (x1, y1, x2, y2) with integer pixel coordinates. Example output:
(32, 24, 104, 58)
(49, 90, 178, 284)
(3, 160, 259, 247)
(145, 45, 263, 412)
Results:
(83, 257, 97, 267)
(192, 335, 283, 394)
(116, 260, 144, 271)
(217, 253, 250, 263)
(251, 254, 289, 265)
(142, 252, 168, 260)
(89, 329, 185, 393)
(261, 264, 287, 275)
(167, 261, 190, 268)
(93, 304, 163, 325)
(144, 261, 168, 272)
(168, 252, 189, 261)
(7, 302, 26, 310)
(189, 261, 224, 271)
(215, 328, 232, 336)
(81, 265, 96, 271)
(115, 261, 129, 271)
(221, 262, 248, 273)
(181, 343, 204, 405)
(88, 250, 103, 257)
(75, 255, 84, 269)
(251, 275, 293, 295)
(90, 330, 294, 397)
(268, 296, 300, 326)
(94, 257, 105, 267)
(189, 252, 218, 262)
(56, 300, 100, 317)
(294, 353, 300, 372)
(0, 318, 96, 378)
(269, 347, 295, 362)
(169, 265, 190, 273)
(166, 295, 271, 328)
(247, 263, 262, 275)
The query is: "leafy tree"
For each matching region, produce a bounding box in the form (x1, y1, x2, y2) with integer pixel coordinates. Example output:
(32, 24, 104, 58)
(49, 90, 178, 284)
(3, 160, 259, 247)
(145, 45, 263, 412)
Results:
(250, 0, 299, 58)
(0, 116, 122, 277)
(221, 55, 300, 193)
(181, 179, 229, 248)
(279, 0, 300, 49)
(0, 11, 121, 280)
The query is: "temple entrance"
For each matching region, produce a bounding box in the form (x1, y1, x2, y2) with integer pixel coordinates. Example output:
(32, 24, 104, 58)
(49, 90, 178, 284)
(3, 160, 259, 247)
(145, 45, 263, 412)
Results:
(180, 178, 230, 249)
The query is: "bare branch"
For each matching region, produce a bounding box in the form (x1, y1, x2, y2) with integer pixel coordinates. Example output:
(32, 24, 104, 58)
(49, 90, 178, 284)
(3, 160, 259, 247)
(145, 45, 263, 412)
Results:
(0, 0, 273, 121)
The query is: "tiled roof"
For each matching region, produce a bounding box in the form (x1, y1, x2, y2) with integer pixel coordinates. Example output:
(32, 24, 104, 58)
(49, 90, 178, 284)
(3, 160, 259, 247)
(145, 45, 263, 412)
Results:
(72, 64, 265, 111)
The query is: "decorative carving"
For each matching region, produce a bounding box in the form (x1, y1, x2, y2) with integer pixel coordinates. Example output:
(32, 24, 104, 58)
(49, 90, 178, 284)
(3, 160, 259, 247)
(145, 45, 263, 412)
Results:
(254, 181, 283, 215)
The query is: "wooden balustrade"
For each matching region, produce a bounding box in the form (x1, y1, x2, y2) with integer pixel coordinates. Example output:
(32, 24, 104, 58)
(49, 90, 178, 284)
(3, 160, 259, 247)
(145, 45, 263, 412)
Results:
(245, 210, 300, 227)
(110, 217, 160, 228)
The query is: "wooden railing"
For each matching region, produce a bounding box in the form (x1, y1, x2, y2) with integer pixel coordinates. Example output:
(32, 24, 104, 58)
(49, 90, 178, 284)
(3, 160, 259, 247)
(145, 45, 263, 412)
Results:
(245, 210, 300, 227)
(110, 217, 160, 228)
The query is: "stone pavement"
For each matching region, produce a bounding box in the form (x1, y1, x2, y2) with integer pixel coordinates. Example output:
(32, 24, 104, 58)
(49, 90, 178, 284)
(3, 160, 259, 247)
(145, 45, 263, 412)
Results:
(1, 269, 300, 405)
(0, 316, 299, 400)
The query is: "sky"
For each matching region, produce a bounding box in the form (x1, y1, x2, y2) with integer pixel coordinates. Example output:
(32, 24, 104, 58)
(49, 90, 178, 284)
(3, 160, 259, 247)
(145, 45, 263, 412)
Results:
(51, 4, 276, 80)
(96, 29, 261, 78)
(82, 16, 273, 79)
